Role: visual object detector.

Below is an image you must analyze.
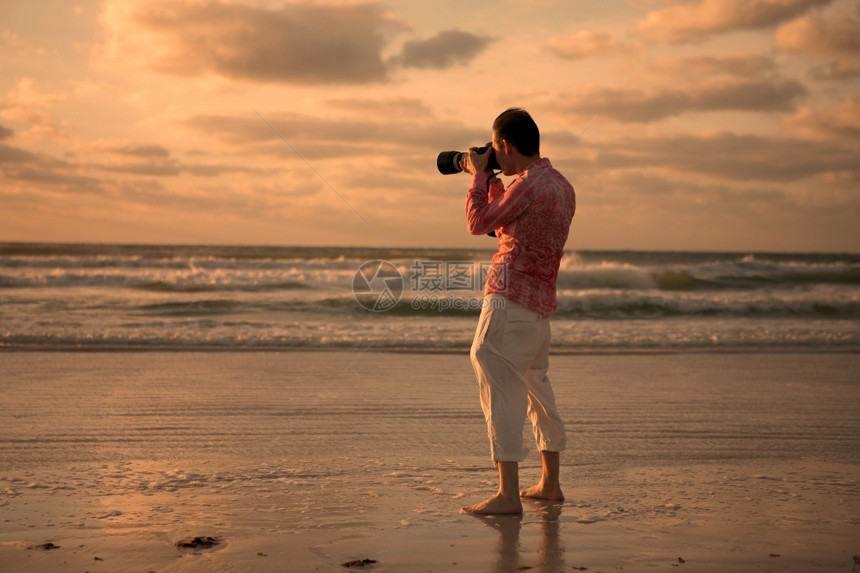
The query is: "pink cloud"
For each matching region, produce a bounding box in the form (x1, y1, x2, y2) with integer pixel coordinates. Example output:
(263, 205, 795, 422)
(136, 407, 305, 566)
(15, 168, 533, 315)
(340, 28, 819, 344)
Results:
(630, 0, 833, 44)
(545, 77, 807, 122)
(775, 12, 860, 56)
(545, 30, 633, 60)
(98, 0, 403, 84)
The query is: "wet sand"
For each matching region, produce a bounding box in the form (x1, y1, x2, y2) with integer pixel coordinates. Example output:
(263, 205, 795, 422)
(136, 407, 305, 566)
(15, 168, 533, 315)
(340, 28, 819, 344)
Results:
(1, 350, 858, 572)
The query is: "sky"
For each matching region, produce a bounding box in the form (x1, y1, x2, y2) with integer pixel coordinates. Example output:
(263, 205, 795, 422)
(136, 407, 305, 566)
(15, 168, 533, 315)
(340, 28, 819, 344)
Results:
(0, 0, 858, 252)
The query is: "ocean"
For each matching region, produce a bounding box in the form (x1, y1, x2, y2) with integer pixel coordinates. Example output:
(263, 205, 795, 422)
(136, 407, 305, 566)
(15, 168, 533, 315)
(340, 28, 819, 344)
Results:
(1, 242, 858, 351)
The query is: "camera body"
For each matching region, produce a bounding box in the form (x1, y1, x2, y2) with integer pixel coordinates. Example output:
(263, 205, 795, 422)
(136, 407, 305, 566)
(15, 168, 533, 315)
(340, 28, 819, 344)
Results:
(437, 142, 500, 175)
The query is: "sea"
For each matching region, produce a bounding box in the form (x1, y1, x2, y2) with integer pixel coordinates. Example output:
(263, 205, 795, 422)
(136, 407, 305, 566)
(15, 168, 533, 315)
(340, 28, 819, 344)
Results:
(1, 242, 858, 352)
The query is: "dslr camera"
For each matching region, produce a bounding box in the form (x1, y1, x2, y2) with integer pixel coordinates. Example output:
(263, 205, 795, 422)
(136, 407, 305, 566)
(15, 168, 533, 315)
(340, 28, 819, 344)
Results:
(437, 142, 500, 175)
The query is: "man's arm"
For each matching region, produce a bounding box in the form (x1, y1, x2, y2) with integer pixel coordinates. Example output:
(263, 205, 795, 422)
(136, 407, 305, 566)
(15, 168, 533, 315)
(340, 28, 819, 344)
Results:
(488, 175, 504, 203)
(466, 174, 533, 236)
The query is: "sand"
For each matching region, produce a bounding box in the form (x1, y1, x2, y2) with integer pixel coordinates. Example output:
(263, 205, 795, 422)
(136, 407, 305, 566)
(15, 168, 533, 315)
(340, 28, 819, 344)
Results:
(0, 350, 858, 572)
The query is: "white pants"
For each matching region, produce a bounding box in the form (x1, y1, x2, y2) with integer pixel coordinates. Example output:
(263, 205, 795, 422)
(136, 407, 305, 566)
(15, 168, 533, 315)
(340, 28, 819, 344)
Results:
(470, 295, 566, 462)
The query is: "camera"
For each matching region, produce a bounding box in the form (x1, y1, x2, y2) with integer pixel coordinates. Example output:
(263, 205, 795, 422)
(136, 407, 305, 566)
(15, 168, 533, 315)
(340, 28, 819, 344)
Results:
(437, 142, 500, 175)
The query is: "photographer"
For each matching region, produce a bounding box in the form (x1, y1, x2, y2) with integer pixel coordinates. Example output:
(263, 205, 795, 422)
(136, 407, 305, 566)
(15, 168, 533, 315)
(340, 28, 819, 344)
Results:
(459, 108, 576, 515)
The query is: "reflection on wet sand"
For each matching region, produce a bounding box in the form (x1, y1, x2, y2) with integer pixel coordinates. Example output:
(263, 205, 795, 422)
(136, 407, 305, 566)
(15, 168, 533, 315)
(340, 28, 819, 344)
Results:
(471, 501, 565, 572)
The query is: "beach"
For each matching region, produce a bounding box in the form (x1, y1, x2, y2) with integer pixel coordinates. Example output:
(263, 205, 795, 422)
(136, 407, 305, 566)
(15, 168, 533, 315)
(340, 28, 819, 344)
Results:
(1, 350, 857, 572)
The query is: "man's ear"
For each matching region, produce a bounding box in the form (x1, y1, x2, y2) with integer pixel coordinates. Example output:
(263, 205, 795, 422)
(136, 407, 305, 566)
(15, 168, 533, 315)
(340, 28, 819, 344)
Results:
(503, 139, 513, 155)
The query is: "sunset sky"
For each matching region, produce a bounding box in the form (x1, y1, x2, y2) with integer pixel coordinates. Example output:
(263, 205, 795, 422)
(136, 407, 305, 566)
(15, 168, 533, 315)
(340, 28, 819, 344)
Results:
(1, 0, 858, 251)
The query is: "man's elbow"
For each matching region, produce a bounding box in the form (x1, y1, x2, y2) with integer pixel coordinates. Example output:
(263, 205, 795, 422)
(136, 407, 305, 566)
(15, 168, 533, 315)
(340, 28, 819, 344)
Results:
(465, 217, 488, 235)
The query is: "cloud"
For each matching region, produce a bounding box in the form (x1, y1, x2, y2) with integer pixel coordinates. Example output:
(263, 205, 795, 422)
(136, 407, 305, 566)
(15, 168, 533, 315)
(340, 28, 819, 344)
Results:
(0, 124, 13, 140)
(91, 140, 171, 158)
(0, 106, 57, 128)
(181, 111, 486, 155)
(545, 30, 633, 60)
(6, 77, 66, 107)
(183, 113, 387, 149)
(0, 78, 68, 142)
(572, 167, 856, 252)
(630, 0, 833, 44)
(0, 135, 264, 223)
(98, 0, 404, 84)
(0, 145, 105, 195)
(110, 145, 171, 159)
(100, 162, 182, 177)
(546, 76, 807, 122)
(774, 13, 860, 78)
(775, 12, 860, 55)
(807, 60, 860, 80)
(784, 94, 860, 142)
(0, 142, 36, 163)
(0, 30, 26, 50)
(562, 131, 859, 183)
(646, 54, 778, 78)
(3, 165, 104, 190)
(324, 97, 433, 118)
(69, 137, 262, 177)
(97, 158, 260, 177)
(393, 29, 493, 69)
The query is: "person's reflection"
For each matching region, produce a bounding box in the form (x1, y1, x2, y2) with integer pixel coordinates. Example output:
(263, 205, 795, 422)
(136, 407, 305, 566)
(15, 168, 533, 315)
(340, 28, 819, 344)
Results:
(532, 500, 565, 572)
(471, 514, 523, 573)
(469, 501, 565, 572)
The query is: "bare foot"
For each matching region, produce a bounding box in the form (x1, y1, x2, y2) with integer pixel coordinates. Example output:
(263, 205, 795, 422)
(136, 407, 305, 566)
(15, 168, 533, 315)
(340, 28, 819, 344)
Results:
(460, 493, 523, 515)
(520, 483, 564, 502)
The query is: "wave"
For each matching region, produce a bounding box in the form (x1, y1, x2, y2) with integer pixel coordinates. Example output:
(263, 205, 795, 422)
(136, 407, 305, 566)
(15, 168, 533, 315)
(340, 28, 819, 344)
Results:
(554, 289, 860, 319)
(0, 272, 315, 292)
(3, 317, 857, 351)
(4, 257, 858, 294)
(136, 280, 310, 293)
(5, 288, 845, 320)
(0, 243, 496, 266)
(556, 255, 860, 292)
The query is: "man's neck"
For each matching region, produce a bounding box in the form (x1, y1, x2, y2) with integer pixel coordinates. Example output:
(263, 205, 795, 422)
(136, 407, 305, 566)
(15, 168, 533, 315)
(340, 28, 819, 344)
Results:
(513, 154, 541, 174)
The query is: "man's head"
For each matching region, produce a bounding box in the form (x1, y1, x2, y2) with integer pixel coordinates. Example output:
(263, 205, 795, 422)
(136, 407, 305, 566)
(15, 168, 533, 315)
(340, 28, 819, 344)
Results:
(491, 108, 540, 176)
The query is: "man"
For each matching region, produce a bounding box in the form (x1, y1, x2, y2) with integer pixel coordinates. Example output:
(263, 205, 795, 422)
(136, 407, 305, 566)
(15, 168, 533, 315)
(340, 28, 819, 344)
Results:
(460, 108, 576, 515)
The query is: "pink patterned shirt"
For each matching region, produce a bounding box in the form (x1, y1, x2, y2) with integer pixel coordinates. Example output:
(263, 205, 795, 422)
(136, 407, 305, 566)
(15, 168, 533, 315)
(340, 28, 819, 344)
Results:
(466, 158, 576, 317)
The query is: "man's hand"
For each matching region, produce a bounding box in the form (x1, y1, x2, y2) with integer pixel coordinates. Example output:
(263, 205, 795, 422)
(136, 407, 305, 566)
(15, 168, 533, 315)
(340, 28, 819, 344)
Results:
(461, 146, 492, 176)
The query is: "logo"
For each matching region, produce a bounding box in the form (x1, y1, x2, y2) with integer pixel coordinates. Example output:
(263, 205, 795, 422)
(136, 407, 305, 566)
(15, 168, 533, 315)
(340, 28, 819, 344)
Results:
(352, 260, 404, 312)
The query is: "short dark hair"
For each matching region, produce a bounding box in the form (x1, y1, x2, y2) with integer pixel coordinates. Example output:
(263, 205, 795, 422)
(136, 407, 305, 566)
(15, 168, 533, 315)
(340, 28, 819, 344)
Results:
(492, 107, 540, 157)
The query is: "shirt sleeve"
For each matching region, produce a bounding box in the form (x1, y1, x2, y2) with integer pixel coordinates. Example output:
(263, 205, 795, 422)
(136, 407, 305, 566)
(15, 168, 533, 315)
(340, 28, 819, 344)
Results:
(466, 172, 535, 236)
(488, 177, 505, 203)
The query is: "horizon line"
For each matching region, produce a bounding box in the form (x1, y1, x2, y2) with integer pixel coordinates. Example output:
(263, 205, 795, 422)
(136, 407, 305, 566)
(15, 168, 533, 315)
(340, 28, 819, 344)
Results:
(0, 240, 857, 256)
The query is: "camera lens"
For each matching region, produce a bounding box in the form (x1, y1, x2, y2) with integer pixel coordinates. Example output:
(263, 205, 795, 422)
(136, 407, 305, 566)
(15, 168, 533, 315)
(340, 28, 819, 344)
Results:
(437, 151, 465, 175)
